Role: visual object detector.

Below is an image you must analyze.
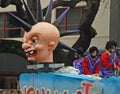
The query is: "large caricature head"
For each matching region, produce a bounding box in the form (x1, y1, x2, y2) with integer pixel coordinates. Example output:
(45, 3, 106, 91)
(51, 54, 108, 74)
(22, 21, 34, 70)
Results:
(9, 0, 79, 63)
(22, 22, 60, 62)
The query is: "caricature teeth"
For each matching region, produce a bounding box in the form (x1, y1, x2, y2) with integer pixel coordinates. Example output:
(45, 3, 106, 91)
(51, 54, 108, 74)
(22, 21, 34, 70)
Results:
(26, 50, 37, 56)
(30, 51, 34, 54)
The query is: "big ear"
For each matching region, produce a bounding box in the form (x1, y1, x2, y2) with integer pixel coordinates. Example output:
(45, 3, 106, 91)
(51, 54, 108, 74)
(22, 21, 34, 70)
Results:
(48, 41, 56, 51)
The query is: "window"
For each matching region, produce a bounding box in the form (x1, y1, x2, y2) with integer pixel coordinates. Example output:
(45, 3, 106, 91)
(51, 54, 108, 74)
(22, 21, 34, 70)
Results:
(56, 7, 83, 31)
(0, 12, 22, 38)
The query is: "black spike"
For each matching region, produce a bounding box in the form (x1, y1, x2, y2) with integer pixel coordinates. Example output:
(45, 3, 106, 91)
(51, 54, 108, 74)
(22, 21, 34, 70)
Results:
(9, 13, 32, 32)
(58, 41, 77, 52)
(60, 30, 80, 37)
(22, 0, 37, 25)
(36, 0, 44, 22)
(44, 0, 53, 23)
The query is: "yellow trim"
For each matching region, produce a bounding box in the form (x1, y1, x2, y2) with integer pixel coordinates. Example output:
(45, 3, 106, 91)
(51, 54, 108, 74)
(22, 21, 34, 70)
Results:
(105, 49, 111, 55)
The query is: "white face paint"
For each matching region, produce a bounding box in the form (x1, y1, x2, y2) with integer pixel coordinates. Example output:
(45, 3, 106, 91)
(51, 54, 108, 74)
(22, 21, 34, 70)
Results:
(111, 49, 115, 53)
(91, 51, 97, 57)
(110, 46, 116, 53)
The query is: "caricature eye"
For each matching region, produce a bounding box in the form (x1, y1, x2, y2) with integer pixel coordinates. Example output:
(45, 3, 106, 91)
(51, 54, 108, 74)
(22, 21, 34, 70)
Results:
(32, 39, 38, 45)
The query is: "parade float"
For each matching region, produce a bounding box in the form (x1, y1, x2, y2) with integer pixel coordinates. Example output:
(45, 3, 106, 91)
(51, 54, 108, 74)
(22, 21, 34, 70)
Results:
(1, 0, 120, 94)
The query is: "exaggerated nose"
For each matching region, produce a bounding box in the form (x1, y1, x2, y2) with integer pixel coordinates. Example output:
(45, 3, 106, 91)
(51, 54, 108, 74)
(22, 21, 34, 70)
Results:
(22, 42, 31, 50)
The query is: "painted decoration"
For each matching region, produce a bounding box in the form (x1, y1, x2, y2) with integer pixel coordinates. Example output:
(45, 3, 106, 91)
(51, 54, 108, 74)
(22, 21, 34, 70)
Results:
(19, 73, 120, 94)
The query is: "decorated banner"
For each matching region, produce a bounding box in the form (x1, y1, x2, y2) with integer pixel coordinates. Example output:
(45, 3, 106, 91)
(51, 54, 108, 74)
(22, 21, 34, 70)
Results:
(19, 73, 120, 94)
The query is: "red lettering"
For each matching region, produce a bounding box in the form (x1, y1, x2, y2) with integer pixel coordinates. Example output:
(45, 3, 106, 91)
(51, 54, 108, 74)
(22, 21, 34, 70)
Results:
(27, 87, 34, 94)
(19, 90, 22, 94)
(41, 88, 45, 94)
(35, 90, 40, 94)
(82, 82, 94, 94)
(76, 90, 82, 94)
(63, 90, 68, 94)
(41, 88, 50, 94)
(25, 87, 27, 94)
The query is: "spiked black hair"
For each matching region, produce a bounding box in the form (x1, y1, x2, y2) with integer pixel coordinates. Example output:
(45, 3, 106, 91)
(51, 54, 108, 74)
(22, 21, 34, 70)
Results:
(105, 40, 117, 50)
(89, 46, 99, 54)
(9, 0, 80, 52)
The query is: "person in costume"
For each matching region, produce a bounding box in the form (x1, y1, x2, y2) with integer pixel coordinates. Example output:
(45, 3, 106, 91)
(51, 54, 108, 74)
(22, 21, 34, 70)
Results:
(100, 40, 120, 77)
(82, 46, 101, 75)
(72, 47, 84, 74)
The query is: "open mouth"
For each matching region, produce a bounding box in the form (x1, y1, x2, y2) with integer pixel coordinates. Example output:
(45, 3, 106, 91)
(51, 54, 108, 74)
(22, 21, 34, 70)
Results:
(25, 50, 37, 57)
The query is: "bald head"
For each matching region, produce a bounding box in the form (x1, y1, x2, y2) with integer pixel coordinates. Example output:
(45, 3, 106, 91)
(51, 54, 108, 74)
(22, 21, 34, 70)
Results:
(22, 22, 60, 63)
(32, 22, 60, 46)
